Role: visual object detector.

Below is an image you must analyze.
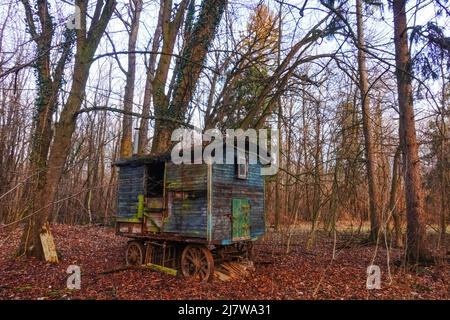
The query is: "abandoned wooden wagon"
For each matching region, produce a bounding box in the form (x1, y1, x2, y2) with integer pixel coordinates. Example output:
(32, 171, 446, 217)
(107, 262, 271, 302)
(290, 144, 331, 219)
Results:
(114, 143, 266, 281)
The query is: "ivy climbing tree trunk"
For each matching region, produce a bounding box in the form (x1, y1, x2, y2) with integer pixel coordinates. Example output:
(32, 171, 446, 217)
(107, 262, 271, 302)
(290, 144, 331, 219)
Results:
(151, 0, 227, 154)
(19, 0, 74, 254)
(150, 0, 189, 154)
(20, 0, 117, 260)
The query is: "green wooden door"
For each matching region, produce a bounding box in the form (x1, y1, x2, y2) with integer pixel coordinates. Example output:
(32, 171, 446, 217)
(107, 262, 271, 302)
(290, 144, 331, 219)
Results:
(232, 198, 251, 241)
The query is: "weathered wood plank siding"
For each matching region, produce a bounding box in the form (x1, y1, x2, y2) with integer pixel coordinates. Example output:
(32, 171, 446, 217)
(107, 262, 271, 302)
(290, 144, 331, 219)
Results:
(211, 163, 265, 242)
(116, 156, 265, 243)
(117, 165, 146, 219)
(163, 163, 208, 238)
(165, 163, 208, 191)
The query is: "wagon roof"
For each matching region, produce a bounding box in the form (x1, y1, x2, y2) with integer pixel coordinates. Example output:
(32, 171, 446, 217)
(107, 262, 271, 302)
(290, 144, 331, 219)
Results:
(113, 139, 270, 167)
(113, 152, 172, 166)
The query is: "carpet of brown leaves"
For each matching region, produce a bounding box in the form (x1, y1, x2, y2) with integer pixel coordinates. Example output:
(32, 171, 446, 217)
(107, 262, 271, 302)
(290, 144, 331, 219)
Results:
(0, 224, 448, 300)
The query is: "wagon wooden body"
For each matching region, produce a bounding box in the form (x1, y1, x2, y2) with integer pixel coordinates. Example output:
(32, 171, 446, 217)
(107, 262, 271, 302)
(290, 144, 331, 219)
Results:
(114, 144, 266, 281)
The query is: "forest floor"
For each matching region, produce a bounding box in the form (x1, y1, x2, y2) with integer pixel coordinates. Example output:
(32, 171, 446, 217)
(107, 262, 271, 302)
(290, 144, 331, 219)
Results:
(0, 224, 448, 300)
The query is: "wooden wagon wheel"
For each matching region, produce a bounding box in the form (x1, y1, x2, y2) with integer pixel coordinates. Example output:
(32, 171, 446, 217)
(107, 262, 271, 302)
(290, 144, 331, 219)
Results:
(181, 245, 214, 282)
(126, 241, 145, 266)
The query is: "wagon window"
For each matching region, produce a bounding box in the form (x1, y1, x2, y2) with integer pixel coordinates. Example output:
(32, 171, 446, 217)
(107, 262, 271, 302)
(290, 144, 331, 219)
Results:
(237, 154, 248, 179)
(146, 162, 165, 197)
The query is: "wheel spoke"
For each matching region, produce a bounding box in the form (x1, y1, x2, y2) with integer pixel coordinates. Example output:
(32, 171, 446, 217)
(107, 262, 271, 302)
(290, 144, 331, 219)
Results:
(185, 255, 196, 264)
(186, 250, 195, 261)
(199, 268, 207, 278)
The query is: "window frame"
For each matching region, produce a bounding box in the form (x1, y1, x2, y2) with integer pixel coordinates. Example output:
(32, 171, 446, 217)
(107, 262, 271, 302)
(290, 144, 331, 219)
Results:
(236, 153, 248, 180)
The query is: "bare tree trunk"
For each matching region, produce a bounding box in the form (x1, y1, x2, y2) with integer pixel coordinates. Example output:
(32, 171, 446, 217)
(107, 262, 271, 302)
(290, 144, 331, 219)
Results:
(393, 0, 431, 263)
(306, 101, 322, 249)
(137, 0, 164, 154)
(389, 146, 403, 247)
(439, 124, 450, 248)
(301, 90, 311, 223)
(274, 3, 282, 231)
(355, 0, 380, 242)
(120, 0, 143, 158)
(274, 130, 281, 231)
(438, 63, 448, 251)
(438, 123, 447, 249)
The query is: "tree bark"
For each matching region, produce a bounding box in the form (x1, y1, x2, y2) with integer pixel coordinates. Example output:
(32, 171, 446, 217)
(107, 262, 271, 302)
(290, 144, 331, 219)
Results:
(389, 146, 403, 248)
(355, 0, 380, 242)
(137, 0, 164, 154)
(120, 0, 143, 158)
(274, 2, 282, 231)
(306, 101, 322, 249)
(438, 66, 448, 251)
(393, 0, 431, 263)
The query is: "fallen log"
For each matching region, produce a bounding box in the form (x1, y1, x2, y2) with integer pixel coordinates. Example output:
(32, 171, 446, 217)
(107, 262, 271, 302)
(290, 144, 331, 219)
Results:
(100, 265, 137, 274)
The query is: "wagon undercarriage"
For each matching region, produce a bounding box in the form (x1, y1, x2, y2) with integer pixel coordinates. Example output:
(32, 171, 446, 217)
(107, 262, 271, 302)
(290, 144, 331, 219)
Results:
(125, 238, 254, 282)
